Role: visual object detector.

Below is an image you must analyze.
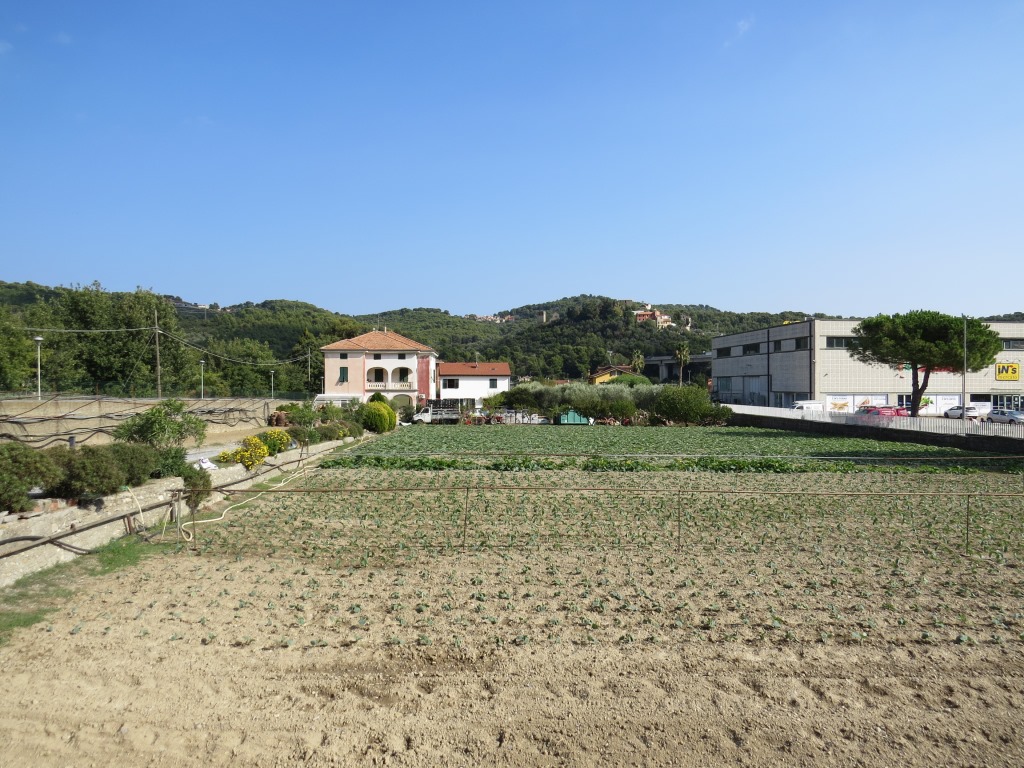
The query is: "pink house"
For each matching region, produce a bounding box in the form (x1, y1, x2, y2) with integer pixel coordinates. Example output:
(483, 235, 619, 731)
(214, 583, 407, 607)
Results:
(317, 329, 437, 408)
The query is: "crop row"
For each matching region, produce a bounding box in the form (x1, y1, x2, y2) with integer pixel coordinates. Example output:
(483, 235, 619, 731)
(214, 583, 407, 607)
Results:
(160, 467, 1022, 652)
(355, 424, 1003, 458)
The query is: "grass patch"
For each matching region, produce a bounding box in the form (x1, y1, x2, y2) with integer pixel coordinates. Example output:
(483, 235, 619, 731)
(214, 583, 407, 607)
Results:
(0, 535, 175, 645)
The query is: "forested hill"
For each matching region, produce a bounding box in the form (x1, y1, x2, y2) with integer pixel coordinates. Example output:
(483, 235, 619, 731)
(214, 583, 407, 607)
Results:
(352, 308, 505, 361)
(176, 299, 365, 359)
(1, 280, 827, 384)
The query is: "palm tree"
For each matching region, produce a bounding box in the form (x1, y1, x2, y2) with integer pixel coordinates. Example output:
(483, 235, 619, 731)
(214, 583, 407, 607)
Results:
(631, 350, 645, 374)
(675, 342, 690, 385)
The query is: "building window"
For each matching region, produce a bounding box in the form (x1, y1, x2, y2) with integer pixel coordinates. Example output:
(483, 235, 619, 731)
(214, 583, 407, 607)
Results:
(717, 377, 732, 392)
(1003, 339, 1024, 351)
(442, 378, 459, 389)
(398, 369, 410, 383)
(338, 367, 348, 383)
(398, 353, 407, 359)
(772, 340, 783, 352)
(794, 337, 809, 350)
(339, 353, 348, 359)
(489, 378, 498, 389)
(826, 337, 854, 349)
(716, 347, 732, 358)
(373, 353, 382, 360)
(373, 369, 385, 383)
(742, 343, 761, 355)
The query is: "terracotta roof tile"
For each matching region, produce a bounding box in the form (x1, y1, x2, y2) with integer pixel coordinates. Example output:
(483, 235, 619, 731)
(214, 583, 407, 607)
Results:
(438, 362, 511, 376)
(320, 330, 435, 353)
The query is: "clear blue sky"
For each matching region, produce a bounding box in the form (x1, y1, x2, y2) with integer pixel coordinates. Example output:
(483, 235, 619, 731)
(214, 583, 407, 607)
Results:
(2, 2, 1021, 318)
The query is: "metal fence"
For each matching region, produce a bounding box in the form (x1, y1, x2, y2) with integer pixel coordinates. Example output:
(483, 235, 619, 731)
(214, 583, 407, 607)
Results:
(729, 404, 1024, 440)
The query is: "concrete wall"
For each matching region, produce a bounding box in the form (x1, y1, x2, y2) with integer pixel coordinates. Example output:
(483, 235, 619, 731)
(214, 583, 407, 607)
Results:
(0, 396, 280, 449)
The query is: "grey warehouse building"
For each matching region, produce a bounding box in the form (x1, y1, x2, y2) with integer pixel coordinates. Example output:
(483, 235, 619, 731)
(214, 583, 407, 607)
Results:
(710, 318, 1024, 415)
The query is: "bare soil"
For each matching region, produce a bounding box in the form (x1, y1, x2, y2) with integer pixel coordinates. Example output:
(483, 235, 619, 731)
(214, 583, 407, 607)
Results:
(1, 542, 1022, 767)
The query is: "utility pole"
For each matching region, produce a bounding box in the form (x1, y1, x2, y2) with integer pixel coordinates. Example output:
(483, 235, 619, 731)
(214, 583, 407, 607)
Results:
(34, 336, 43, 400)
(154, 309, 162, 399)
(962, 314, 967, 424)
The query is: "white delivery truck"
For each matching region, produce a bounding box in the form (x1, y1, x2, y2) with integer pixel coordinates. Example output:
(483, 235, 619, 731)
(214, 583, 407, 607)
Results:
(789, 401, 824, 412)
(412, 399, 463, 424)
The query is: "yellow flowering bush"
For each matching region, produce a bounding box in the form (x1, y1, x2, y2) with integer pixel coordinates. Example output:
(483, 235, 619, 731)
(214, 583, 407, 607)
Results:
(258, 428, 291, 456)
(217, 436, 270, 470)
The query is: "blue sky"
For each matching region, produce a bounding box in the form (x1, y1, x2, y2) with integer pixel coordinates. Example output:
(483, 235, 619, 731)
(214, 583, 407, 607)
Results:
(2, 2, 1022, 318)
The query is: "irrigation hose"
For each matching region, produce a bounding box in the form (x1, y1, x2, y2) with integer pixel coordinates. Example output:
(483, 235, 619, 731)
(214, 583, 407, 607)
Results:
(179, 467, 311, 543)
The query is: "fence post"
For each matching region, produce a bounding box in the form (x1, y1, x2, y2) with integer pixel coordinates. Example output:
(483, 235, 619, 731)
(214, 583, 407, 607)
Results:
(462, 487, 470, 550)
(965, 493, 971, 556)
(676, 490, 682, 554)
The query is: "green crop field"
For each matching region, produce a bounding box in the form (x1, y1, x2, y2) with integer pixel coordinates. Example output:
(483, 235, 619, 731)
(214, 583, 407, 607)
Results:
(350, 424, 1000, 459)
(177, 426, 1024, 652)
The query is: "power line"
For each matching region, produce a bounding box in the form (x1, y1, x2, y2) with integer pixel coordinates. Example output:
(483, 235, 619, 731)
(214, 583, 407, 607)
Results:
(155, 329, 310, 367)
(24, 326, 156, 334)
(22, 325, 314, 369)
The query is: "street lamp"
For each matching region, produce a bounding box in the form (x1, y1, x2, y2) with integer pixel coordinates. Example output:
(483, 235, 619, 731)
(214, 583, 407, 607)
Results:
(199, 359, 205, 400)
(34, 336, 43, 400)
(270, 370, 275, 400)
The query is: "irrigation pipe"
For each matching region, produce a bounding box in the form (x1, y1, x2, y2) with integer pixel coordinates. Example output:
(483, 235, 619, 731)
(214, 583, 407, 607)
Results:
(179, 467, 311, 543)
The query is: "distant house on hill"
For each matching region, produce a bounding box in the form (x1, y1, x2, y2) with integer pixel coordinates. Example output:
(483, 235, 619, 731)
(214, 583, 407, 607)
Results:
(632, 307, 675, 329)
(437, 361, 512, 407)
(318, 329, 437, 408)
(588, 365, 636, 385)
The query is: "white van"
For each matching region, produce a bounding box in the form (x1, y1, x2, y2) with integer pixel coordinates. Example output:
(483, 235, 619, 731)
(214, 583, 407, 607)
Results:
(789, 400, 824, 412)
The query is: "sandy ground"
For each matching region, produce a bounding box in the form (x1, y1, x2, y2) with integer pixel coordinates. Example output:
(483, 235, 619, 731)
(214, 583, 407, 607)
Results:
(2, 541, 1022, 767)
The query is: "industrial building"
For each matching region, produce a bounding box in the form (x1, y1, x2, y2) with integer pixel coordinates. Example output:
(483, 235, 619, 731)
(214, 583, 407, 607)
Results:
(710, 319, 1024, 415)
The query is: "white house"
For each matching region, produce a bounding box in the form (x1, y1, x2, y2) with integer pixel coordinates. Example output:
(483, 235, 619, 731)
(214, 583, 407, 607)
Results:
(436, 361, 511, 408)
(317, 329, 437, 408)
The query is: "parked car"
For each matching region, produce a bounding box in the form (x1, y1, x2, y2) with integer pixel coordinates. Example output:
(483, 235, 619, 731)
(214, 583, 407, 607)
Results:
(985, 408, 1024, 424)
(944, 405, 979, 419)
(856, 405, 911, 417)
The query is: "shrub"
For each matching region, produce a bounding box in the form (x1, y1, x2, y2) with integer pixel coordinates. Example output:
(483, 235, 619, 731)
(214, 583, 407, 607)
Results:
(258, 428, 291, 456)
(277, 402, 317, 428)
(368, 392, 388, 404)
(654, 385, 722, 425)
(108, 443, 161, 486)
(359, 401, 397, 433)
(318, 403, 346, 423)
(179, 464, 212, 511)
(339, 419, 363, 438)
(234, 436, 269, 470)
(316, 423, 344, 441)
(0, 443, 62, 514)
(154, 447, 189, 479)
(213, 436, 269, 470)
(113, 399, 206, 450)
(286, 425, 320, 446)
(46, 445, 127, 498)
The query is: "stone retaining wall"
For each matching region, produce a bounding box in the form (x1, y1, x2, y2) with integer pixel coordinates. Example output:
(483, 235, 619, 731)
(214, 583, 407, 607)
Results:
(0, 437, 355, 588)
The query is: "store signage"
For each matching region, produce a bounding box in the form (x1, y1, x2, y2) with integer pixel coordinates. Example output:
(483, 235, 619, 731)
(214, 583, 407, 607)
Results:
(995, 363, 1020, 381)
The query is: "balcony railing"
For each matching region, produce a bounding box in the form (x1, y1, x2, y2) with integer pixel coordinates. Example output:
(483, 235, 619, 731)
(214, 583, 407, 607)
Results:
(365, 381, 413, 390)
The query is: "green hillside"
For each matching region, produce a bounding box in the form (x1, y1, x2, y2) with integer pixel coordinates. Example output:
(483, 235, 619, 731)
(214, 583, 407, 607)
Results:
(2, 279, 946, 391)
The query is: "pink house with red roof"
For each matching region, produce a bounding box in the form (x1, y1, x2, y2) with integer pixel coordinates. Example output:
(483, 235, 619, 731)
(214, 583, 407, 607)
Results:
(318, 329, 437, 408)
